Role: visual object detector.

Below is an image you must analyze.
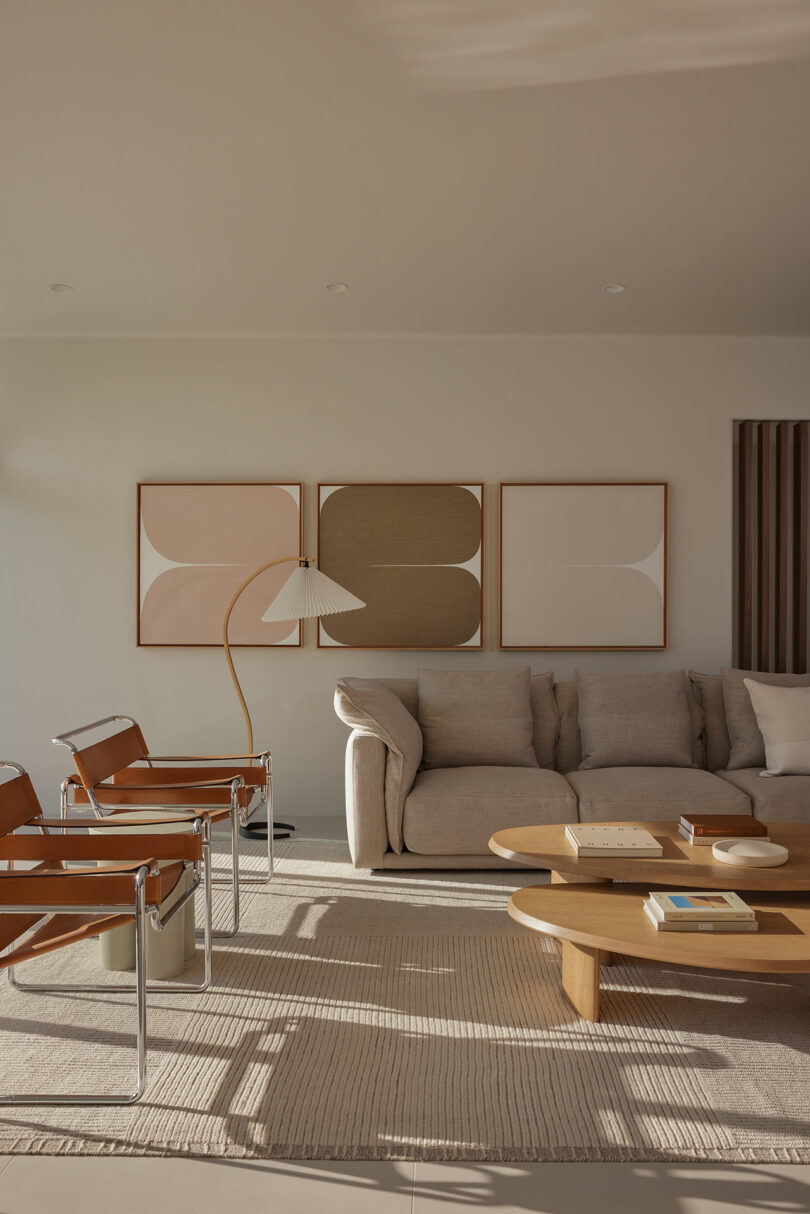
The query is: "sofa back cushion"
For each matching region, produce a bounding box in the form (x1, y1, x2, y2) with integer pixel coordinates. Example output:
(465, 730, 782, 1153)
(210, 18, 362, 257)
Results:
(334, 677, 423, 854)
(528, 672, 559, 769)
(721, 668, 810, 770)
(418, 666, 539, 769)
(380, 674, 558, 769)
(555, 676, 705, 772)
(689, 672, 731, 771)
(554, 681, 583, 772)
(574, 669, 697, 769)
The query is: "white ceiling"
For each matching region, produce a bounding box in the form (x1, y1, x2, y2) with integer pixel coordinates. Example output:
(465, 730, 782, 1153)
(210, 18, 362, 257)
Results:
(2, 0, 810, 335)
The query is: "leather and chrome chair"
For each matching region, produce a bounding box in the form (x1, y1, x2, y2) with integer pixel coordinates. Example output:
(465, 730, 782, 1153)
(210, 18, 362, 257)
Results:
(52, 716, 268, 938)
(0, 760, 212, 1105)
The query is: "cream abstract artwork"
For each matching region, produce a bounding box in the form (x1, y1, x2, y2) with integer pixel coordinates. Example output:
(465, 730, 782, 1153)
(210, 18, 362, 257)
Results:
(499, 482, 667, 649)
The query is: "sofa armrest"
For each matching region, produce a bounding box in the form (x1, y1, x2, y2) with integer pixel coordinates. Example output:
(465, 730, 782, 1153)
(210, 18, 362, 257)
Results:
(345, 731, 389, 869)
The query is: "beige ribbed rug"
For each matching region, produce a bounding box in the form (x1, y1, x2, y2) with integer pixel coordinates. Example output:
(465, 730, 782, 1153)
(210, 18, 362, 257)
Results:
(1, 836, 809, 1161)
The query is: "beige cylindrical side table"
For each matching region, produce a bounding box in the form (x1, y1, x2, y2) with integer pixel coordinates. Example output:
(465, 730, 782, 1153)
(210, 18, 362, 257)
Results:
(90, 810, 197, 980)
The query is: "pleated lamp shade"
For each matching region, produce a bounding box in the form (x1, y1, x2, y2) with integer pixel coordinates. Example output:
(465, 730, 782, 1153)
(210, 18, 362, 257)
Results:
(260, 565, 366, 623)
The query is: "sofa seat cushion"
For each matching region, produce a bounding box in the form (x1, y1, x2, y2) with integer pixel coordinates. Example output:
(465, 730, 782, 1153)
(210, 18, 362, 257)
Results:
(402, 766, 577, 855)
(715, 768, 810, 822)
(565, 767, 751, 822)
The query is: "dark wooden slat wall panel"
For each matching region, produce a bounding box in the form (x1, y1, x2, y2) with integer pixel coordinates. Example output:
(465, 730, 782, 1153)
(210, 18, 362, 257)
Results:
(736, 419, 810, 674)
(793, 421, 809, 673)
(775, 422, 791, 672)
(756, 420, 772, 669)
(737, 420, 755, 669)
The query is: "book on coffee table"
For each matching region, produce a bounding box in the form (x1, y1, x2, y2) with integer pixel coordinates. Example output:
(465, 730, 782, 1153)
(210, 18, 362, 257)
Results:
(647, 889, 755, 921)
(678, 824, 771, 846)
(642, 900, 758, 932)
(679, 814, 767, 843)
(565, 824, 662, 857)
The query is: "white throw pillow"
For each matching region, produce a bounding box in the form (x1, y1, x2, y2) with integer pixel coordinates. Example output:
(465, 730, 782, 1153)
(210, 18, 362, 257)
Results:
(743, 678, 810, 776)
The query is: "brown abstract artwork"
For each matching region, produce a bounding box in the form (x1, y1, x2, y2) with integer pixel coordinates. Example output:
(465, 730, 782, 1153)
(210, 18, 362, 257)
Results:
(318, 483, 484, 648)
(138, 483, 303, 646)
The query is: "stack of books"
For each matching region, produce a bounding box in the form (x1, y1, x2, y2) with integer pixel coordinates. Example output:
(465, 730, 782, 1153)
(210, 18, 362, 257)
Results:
(643, 889, 758, 932)
(565, 824, 663, 857)
(678, 814, 768, 846)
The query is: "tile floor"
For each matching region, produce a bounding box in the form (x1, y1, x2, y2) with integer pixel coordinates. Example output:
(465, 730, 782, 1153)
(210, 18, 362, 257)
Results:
(0, 1157, 808, 1212)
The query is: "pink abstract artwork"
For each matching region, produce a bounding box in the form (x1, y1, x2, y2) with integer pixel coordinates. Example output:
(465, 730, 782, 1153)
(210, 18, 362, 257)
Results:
(138, 483, 302, 646)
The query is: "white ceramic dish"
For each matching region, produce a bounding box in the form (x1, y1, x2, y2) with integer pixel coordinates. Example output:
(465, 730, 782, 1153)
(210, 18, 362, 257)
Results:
(712, 838, 789, 867)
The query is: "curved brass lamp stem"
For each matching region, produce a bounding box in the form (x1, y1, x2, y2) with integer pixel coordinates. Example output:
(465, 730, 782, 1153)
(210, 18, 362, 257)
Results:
(222, 555, 312, 752)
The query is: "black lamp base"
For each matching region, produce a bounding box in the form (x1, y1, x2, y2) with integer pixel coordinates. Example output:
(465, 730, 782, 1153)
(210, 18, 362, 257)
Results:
(239, 820, 296, 842)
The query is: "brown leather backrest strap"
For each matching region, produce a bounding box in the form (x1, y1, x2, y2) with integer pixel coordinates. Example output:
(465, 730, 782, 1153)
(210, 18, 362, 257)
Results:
(0, 772, 42, 836)
(71, 785, 246, 807)
(148, 753, 269, 761)
(113, 765, 266, 787)
(72, 724, 149, 788)
(36, 814, 204, 828)
(0, 863, 168, 907)
(0, 834, 203, 863)
(101, 772, 251, 808)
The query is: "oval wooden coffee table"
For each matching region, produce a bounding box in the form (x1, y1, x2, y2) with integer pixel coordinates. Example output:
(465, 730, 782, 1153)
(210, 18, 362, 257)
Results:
(508, 882, 810, 1022)
(489, 821, 810, 890)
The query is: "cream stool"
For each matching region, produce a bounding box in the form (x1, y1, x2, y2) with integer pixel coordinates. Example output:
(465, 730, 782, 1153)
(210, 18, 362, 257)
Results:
(91, 811, 196, 980)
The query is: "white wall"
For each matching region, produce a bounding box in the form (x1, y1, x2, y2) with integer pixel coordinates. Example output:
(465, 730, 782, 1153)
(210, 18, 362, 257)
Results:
(3, 335, 810, 813)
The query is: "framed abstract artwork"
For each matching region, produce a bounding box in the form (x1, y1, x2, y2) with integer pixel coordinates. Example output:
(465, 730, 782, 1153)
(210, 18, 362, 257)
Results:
(138, 482, 303, 646)
(499, 482, 668, 650)
(318, 483, 484, 649)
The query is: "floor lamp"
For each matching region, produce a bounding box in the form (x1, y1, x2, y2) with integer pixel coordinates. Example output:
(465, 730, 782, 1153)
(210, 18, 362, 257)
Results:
(222, 557, 365, 839)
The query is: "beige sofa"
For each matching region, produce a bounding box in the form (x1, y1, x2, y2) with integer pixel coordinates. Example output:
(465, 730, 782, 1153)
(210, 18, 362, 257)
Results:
(334, 671, 810, 870)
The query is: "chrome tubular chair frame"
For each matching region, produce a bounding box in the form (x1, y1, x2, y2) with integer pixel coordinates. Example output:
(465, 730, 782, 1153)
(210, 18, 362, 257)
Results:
(0, 760, 219, 1104)
(7, 815, 214, 997)
(144, 749, 274, 885)
(0, 865, 150, 1106)
(54, 716, 274, 882)
(53, 718, 249, 938)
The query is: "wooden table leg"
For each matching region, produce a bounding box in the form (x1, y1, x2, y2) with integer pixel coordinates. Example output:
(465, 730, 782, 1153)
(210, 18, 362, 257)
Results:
(550, 871, 615, 966)
(550, 869, 609, 885)
(561, 939, 601, 1022)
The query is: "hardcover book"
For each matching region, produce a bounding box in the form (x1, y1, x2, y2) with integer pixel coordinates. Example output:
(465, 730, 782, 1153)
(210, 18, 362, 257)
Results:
(642, 901, 759, 932)
(679, 814, 767, 837)
(678, 824, 770, 847)
(647, 889, 755, 921)
(564, 824, 662, 857)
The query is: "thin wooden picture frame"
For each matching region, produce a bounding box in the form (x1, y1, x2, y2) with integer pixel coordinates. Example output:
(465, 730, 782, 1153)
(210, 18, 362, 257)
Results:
(137, 481, 304, 647)
(317, 481, 485, 650)
(499, 481, 668, 651)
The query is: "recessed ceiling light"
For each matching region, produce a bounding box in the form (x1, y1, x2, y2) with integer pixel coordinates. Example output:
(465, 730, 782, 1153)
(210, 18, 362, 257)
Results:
(602, 283, 625, 294)
(49, 283, 74, 293)
(324, 282, 348, 293)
